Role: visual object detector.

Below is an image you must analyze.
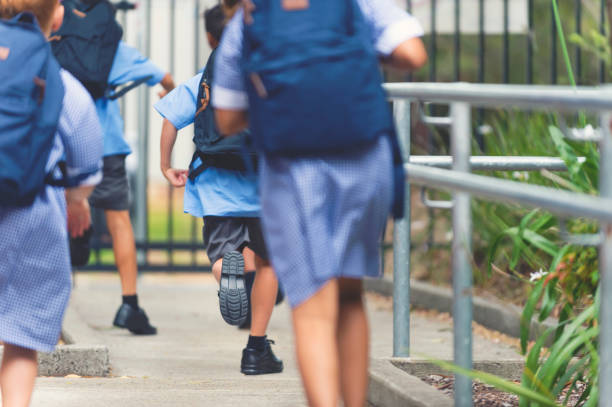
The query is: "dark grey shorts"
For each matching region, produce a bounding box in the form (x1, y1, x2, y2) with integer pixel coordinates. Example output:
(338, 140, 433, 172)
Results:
(89, 154, 130, 211)
(202, 217, 268, 265)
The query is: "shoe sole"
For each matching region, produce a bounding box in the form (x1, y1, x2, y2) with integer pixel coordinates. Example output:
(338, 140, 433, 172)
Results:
(241, 366, 284, 375)
(219, 251, 248, 326)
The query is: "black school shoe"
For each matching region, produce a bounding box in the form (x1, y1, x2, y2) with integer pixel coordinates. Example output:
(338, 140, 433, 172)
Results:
(113, 303, 157, 335)
(241, 339, 284, 375)
(219, 251, 249, 326)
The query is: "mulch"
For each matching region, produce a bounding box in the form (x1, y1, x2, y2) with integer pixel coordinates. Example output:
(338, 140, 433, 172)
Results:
(422, 374, 588, 406)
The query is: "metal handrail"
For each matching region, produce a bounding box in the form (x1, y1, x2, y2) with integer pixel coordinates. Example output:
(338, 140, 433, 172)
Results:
(389, 83, 612, 407)
(384, 82, 612, 111)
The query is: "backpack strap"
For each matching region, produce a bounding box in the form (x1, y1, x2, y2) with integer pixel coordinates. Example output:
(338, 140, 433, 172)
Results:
(45, 161, 68, 187)
(106, 75, 154, 100)
(188, 151, 258, 182)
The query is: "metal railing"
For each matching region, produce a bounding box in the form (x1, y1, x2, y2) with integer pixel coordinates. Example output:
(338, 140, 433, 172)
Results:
(386, 82, 612, 406)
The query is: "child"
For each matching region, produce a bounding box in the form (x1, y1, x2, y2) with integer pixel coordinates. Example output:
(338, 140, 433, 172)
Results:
(213, 0, 427, 405)
(0, 1, 104, 405)
(154, 5, 282, 375)
(53, 1, 177, 335)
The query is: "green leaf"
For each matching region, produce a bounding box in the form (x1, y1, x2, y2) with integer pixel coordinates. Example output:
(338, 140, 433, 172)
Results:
(539, 281, 559, 322)
(521, 279, 545, 353)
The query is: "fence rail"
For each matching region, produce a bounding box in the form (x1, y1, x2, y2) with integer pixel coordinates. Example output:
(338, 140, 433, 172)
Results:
(389, 82, 612, 406)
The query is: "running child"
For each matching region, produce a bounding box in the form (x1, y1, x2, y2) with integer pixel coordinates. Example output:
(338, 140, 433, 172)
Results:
(213, 0, 427, 405)
(51, 0, 176, 335)
(154, 5, 282, 375)
(0, 1, 104, 405)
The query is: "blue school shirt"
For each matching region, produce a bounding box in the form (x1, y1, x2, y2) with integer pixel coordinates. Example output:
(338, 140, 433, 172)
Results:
(97, 42, 166, 157)
(154, 74, 260, 218)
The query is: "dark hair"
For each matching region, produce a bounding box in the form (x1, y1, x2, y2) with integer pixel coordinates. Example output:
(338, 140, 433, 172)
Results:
(204, 4, 225, 42)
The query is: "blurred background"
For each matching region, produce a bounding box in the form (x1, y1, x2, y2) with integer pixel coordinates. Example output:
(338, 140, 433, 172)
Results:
(87, 0, 610, 276)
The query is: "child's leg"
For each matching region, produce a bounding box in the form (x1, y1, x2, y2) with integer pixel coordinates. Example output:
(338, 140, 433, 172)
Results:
(337, 278, 369, 407)
(292, 279, 340, 407)
(0, 343, 37, 407)
(250, 255, 278, 336)
(105, 209, 138, 296)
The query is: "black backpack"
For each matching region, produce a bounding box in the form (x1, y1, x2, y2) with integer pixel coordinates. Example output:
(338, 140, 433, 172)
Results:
(189, 49, 254, 181)
(50, 0, 122, 100)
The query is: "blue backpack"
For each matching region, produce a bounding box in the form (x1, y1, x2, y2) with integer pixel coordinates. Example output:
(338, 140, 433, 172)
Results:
(0, 13, 65, 207)
(50, 0, 123, 100)
(242, 0, 395, 155)
(242, 0, 405, 218)
(189, 49, 256, 181)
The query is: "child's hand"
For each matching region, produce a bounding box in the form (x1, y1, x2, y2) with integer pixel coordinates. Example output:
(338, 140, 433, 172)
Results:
(163, 168, 189, 187)
(67, 199, 92, 238)
(158, 89, 169, 99)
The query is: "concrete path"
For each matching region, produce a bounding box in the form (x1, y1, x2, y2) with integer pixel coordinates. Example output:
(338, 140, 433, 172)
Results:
(31, 273, 520, 407)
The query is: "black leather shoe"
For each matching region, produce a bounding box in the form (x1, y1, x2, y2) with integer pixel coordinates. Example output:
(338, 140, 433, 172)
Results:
(241, 339, 283, 375)
(113, 303, 157, 335)
(219, 251, 249, 326)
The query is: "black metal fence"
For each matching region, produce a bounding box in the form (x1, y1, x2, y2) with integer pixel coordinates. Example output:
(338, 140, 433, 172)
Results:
(80, 0, 610, 272)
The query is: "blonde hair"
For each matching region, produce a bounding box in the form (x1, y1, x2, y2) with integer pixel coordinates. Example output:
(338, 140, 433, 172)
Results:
(0, 0, 58, 33)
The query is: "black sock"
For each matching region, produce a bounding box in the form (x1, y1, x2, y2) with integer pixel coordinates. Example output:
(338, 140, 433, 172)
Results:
(122, 295, 139, 309)
(247, 335, 267, 351)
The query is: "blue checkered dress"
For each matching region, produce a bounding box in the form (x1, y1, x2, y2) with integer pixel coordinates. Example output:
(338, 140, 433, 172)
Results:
(212, 0, 423, 307)
(0, 71, 103, 352)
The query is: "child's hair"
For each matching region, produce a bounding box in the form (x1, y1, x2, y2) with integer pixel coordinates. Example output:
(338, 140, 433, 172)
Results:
(204, 5, 225, 43)
(221, 0, 240, 19)
(0, 0, 58, 32)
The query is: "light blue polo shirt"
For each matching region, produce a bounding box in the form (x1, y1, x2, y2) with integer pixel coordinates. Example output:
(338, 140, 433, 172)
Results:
(97, 42, 166, 157)
(154, 73, 260, 218)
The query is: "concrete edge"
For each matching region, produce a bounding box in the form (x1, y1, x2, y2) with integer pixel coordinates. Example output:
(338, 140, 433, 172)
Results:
(38, 296, 111, 377)
(0, 345, 110, 377)
(368, 358, 453, 407)
(39, 345, 110, 377)
(365, 277, 556, 342)
(388, 358, 524, 381)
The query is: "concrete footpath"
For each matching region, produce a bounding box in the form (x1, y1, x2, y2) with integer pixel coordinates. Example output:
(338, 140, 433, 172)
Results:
(31, 273, 520, 407)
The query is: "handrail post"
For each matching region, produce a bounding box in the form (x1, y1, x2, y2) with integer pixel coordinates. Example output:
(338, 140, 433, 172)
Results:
(451, 102, 473, 407)
(393, 100, 412, 358)
(599, 112, 612, 407)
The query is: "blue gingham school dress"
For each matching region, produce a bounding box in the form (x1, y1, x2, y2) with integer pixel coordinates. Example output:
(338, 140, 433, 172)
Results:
(259, 137, 393, 307)
(0, 70, 103, 352)
(212, 0, 424, 307)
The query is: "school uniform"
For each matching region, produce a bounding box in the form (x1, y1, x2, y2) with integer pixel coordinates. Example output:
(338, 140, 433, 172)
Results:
(154, 74, 267, 265)
(89, 41, 166, 211)
(212, 0, 424, 308)
(0, 70, 103, 352)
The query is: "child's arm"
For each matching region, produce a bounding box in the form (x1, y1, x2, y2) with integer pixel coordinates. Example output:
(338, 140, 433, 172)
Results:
(216, 109, 248, 136)
(158, 73, 177, 99)
(385, 37, 427, 71)
(66, 187, 94, 238)
(57, 71, 104, 237)
(160, 119, 189, 187)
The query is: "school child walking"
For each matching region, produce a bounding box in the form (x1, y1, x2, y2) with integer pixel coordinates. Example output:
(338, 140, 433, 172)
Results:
(213, 0, 427, 405)
(0, 1, 104, 405)
(51, 0, 176, 335)
(154, 5, 282, 375)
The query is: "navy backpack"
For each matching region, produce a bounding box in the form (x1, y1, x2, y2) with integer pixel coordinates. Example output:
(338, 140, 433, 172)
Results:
(0, 13, 65, 207)
(189, 49, 255, 181)
(242, 0, 405, 217)
(50, 0, 122, 100)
